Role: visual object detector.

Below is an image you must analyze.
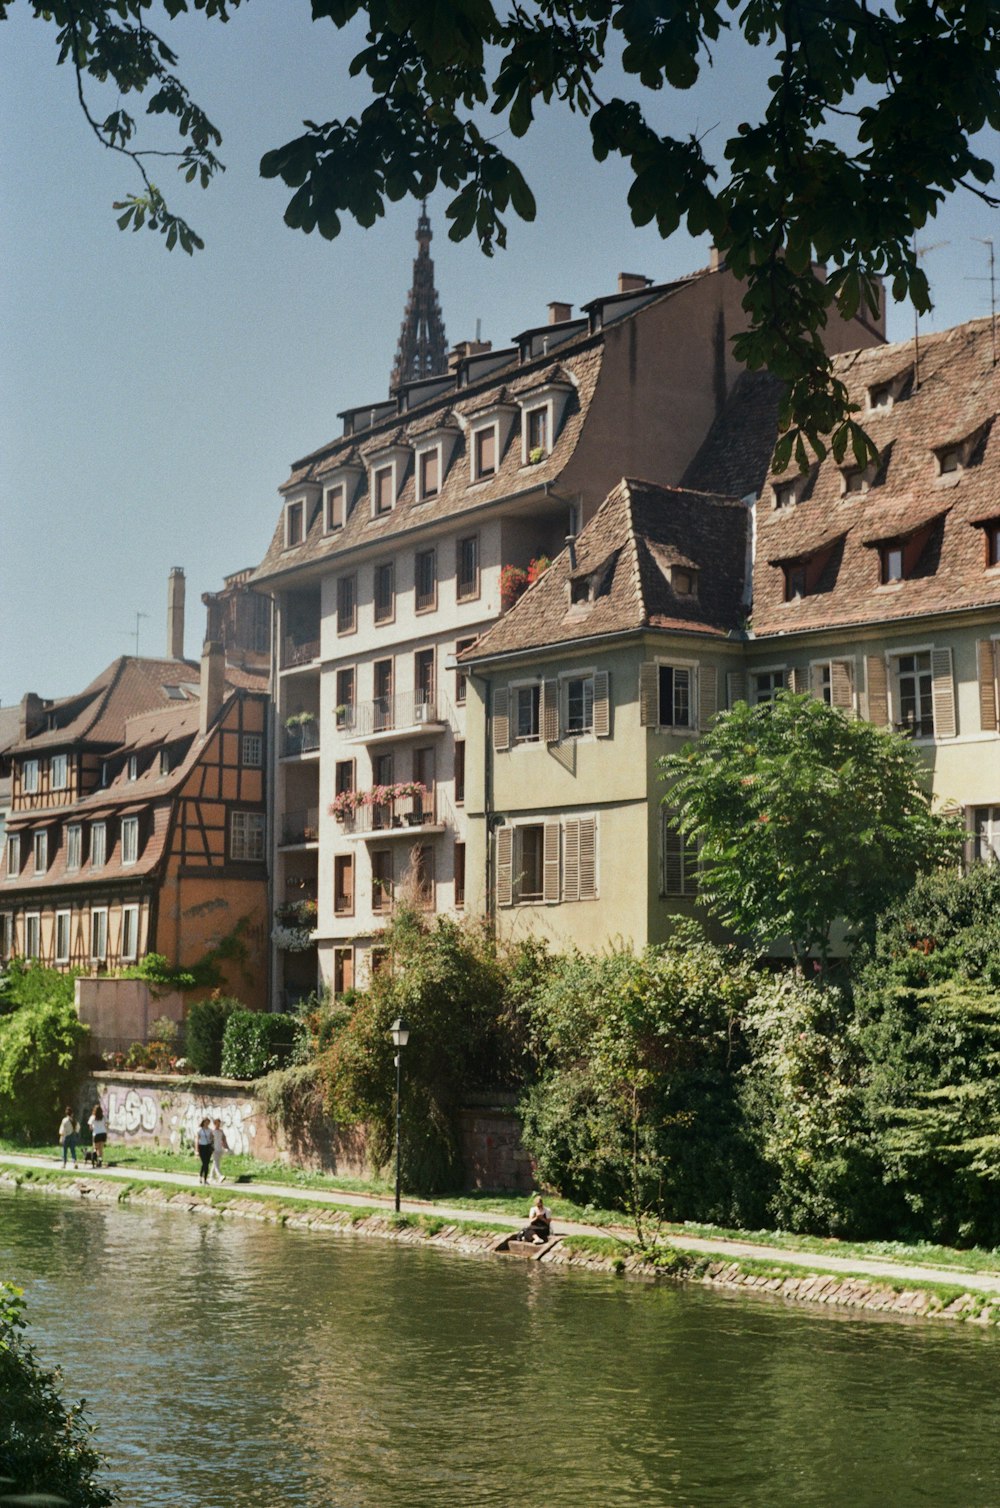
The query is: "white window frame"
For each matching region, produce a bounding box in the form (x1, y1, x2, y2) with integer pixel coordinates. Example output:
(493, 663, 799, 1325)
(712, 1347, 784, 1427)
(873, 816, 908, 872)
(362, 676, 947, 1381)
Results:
(23, 759, 39, 794)
(25, 912, 41, 960)
(91, 822, 107, 870)
(33, 829, 48, 875)
(772, 480, 799, 510)
(121, 816, 139, 867)
(285, 497, 306, 548)
(159, 750, 172, 776)
(562, 670, 596, 738)
(655, 660, 697, 730)
(324, 482, 346, 533)
(50, 754, 68, 790)
(471, 421, 499, 481)
(66, 825, 82, 871)
(127, 754, 139, 782)
(750, 667, 786, 705)
(512, 682, 541, 744)
(415, 442, 442, 502)
(889, 645, 935, 740)
(120, 904, 140, 963)
(6, 834, 20, 880)
(518, 383, 572, 464)
(513, 822, 547, 904)
(231, 810, 265, 862)
(54, 909, 71, 965)
(368, 446, 410, 517)
(90, 907, 108, 964)
(242, 733, 263, 767)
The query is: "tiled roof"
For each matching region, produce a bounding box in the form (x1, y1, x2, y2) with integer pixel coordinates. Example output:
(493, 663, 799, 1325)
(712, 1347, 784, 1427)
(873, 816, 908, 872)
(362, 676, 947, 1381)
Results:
(9, 658, 201, 753)
(754, 318, 1000, 634)
(4, 804, 173, 892)
(681, 370, 786, 498)
(463, 478, 748, 660)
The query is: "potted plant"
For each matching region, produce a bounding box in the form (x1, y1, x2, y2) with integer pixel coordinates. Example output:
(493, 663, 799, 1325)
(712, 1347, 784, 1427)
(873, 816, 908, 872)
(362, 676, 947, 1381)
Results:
(528, 445, 546, 464)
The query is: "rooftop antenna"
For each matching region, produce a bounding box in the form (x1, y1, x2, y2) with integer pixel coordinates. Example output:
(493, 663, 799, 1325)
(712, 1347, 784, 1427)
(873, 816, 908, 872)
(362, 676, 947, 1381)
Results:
(912, 239, 948, 391)
(971, 237, 998, 366)
(475, 318, 482, 343)
(130, 611, 149, 658)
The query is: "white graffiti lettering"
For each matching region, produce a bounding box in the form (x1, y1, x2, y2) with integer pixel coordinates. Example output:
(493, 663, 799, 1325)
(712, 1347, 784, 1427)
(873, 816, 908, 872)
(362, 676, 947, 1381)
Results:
(106, 1089, 159, 1136)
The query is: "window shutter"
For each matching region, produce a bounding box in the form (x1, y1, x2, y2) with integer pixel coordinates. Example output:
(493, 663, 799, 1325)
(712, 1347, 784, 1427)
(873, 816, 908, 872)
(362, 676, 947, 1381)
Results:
(343, 857, 354, 911)
(496, 826, 513, 907)
(931, 647, 956, 739)
(593, 671, 611, 737)
(830, 659, 855, 713)
(683, 836, 699, 894)
(578, 816, 597, 900)
(562, 818, 580, 902)
(698, 666, 717, 729)
(542, 680, 560, 743)
(978, 639, 999, 732)
(788, 665, 808, 695)
(662, 818, 684, 895)
(493, 687, 510, 751)
(865, 655, 889, 726)
(727, 671, 747, 709)
(543, 820, 560, 903)
(639, 662, 658, 726)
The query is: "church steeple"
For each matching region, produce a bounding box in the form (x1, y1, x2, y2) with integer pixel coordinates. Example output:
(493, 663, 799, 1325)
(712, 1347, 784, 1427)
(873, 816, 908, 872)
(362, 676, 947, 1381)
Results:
(391, 202, 448, 390)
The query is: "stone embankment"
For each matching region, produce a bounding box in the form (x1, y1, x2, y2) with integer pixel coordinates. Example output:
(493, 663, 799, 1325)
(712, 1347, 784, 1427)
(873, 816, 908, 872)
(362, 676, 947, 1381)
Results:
(3, 1166, 998, 1329)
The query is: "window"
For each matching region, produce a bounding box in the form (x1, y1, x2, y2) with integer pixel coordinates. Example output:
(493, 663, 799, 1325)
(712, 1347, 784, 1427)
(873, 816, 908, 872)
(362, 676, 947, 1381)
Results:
(333, 946, 355, 994)
(514, 685, 540, 743)
(121, 816, 139, 866)
(5, 834, 20, 879)
(671, 567, 696, 597)
(230, 810, 265, 861)
(373, 465, 394, 515)
(455, 638, 476, 703)
(374, 562, 395, 624)
(55, 909, 71, 965)
(972, 806, 1000, 865)
(335, 759, 355, 798)
(33, 829, 48, 875)
(99, 761, 110, 788)
(66, 825, 81, 871)
(987, 522, 1000, 568)
(415, 549, 437, 612)
(242, 734, 263, 767)
(454, 842, 466, 908)
(50, 754, 68, 790)
(371, 848, 393, 912)
(784, 563, 807, 601)
(881, 545, 904, 584)
(0, 913, 13, 962)
(869, 382, 893, 411)
(90, 907, 108, 963)
(752, 670, 785, 704)
(564, 676, 594, 736)
(515, 825, 545, 902)
(526, 406, 548, 456)
(335, 667, 355, 729)
(773, 481, 797, 510)
(121, 905, 140, 963)
(661, 811, 699, 896)
(454, 740, 465, 804)
(334, 854, 355, 916)
(841, 467, 867, 496)
(657, 666, 693, 728)
(412, 846, 434, 909)
(91, 822, 107, 870)
(894, 652, 933, 737)
(938, 446, 962, 476)
(25, 913, 41, 960)
(23, 760, 39, 795)
(457, 537, 479, 601)
(418, 448, 440, 500)
(337, 574, 357, 635)
(159, 750, 172, 776)
(473, 427, 496, 479)
(373, 660, 394, 732)
(286, 500, 304, 547)
(325, 484, 345, 532)
(412, 652, 435, 716)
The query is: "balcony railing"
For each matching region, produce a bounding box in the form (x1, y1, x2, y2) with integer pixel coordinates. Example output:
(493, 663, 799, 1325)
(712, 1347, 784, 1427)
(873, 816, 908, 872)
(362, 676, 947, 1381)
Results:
(282, 721, 320, 757)
(895, 717, 934, 739)
(349, 690, 442, 738)
(282, 634, 320, 669)
(339, 791, 439, 835)
(281, 807, 319, 845)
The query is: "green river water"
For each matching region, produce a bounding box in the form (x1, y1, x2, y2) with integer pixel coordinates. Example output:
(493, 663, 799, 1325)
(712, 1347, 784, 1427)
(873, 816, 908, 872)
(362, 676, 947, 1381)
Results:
(2, 1187, 999, 1507)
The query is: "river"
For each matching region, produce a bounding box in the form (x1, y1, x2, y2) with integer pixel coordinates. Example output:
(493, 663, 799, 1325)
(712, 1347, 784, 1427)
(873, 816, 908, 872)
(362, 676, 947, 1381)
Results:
(2, 1188, 999, 1507)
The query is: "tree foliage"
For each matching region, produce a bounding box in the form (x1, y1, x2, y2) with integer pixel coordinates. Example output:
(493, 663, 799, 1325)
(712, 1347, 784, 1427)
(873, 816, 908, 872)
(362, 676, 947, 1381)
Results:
(14, 1, 1000, 455)
(0, 991, 89, 1143)
(220, 1009, 302, 1079)
(660, 693, 961, 968)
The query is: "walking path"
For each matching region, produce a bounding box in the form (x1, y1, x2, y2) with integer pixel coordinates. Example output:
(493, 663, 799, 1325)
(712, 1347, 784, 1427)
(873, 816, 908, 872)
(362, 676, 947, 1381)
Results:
(4, 1150, 1000, 1295)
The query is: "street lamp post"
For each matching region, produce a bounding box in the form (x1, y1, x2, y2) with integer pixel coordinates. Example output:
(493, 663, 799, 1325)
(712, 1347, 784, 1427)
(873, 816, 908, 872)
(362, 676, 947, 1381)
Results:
(389, 1018, 410, 1213)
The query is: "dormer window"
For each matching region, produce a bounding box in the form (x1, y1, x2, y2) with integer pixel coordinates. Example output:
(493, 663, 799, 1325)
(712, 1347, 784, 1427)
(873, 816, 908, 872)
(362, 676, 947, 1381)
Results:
(468, 402, 517, 483)
(418, 448, 440, 499)
(285, 499, 304, 548)
(841, 467, 867, 497)
(773, 480, 797, 510)
(570, 576, 590, 605)
(373, 465, 394, 514)
(518, 381, 572, 464)
(938, 446, 962, 476)
(474, 427, 496, 479)
(526, 406, 548, 457)
(670, 566, 697, 597)
(128, 755, 139, 782)
(367, 444, 410, 516)
(325, 484, 345, 532)
(869, 382, 893, 411)
(23, 759, 39, 795)
(881, 544, 904, 584)
(989, 522, 1000, 568)
(784, 563, 807, 600)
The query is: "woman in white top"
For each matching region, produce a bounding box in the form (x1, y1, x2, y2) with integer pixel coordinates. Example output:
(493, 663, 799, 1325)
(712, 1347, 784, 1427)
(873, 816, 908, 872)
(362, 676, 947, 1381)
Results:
(88, 1103, 108, 1167)
(58, 1108, 78, 1168)
(209, 1118, 229, 1184)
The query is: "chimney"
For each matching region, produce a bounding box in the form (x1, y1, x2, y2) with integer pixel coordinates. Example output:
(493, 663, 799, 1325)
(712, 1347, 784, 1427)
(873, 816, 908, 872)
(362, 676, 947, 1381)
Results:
(617, 272, 650, 294)
(548, 302, 572, 325)
(19, 692, 44, 743)
(447, 338, 492, 373)
(199, 640, 225, 737)
(565, 535, 577, 571)
(709, 246, 725, 271)
(167, 567, 186, 660)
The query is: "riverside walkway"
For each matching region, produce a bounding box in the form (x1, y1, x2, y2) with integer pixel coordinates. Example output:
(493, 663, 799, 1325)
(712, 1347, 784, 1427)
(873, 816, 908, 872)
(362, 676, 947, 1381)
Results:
(3, 1150, 1000, 1296)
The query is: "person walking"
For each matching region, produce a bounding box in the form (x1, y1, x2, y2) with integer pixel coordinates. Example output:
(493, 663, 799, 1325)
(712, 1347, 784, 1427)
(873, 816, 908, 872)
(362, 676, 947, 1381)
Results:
(195, 1117, 214, 1185)
(58, 1108, 78, 1168)
(87, 1103, 108, 1167)
(209, 1118, 230, 1184)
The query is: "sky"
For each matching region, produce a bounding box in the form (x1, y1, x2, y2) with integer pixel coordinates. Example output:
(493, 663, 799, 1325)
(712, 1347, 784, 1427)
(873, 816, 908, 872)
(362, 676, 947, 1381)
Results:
(2, 5, 998, 707)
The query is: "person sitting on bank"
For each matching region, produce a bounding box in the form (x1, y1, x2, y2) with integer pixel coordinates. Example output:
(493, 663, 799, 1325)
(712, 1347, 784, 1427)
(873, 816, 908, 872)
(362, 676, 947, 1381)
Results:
(519, 1194, 552, 1243)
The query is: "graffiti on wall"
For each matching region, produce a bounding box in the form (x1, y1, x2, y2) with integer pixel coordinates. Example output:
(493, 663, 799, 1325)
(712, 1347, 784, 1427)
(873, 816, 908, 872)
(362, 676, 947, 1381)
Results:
(106, 1088, 158, 1135)
(101, 1084, 257, 1156)
(174, 1100, 256, 1157)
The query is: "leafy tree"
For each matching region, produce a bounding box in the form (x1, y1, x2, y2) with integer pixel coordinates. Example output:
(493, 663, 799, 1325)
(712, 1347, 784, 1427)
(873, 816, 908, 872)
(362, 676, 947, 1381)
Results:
(14, 2, 1000, 456)
(220, 1009, 302, 1079)
(0, 995, 89, 1143)
(0, 1283, 117, 1506)
(660, 693, 961, 970)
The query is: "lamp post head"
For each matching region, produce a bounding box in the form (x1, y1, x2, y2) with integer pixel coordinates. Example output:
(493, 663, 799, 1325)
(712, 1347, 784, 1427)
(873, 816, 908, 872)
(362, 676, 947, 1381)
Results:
(389, 1018, 410, 1049)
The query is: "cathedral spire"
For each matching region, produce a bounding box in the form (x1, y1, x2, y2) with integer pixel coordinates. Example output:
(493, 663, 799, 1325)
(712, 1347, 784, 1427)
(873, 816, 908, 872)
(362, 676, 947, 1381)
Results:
(391, 202, 448, 390)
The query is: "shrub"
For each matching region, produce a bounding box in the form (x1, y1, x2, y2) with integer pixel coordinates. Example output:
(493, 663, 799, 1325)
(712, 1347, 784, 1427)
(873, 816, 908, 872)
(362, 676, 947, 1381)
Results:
(0, 996, 89, 1142)
(0, 1283, 117, 1505)
(0, 958, 77, 1017)
(221, 1010, 302, 1079)
(184, 995, 238, 1076)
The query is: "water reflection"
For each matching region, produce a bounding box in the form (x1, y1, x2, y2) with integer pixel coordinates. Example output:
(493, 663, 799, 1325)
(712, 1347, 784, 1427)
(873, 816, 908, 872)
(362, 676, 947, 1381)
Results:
(2, 1190, 999, 1507)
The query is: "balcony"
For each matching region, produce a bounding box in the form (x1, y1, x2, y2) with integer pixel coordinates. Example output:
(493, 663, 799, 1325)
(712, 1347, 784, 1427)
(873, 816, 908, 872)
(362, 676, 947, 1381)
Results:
(343, 690, 447, 743)
(337, 791, 445, 839)
(281, 720, 320, 758)
(282, 634, 321, 671)
(280, 807, 319, 846)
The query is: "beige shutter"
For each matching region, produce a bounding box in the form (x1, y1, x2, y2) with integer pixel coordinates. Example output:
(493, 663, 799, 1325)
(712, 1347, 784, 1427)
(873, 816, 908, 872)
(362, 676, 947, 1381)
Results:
(698, 666, 717, 729)
(727, 671, 747, 708)
(493, 687, 510, 751)
(662, 816, 684, 895)
(542, 680, 560, 743)
(830, 658, 855, 713)
(978, 639, 998, 732)
(865, 655, 889, 726)
(562, 818, 580, 902)
(788, 665, 808, 695)
(639, 662, 659, 726)
(578, 816, 597, 900)
(931, 647, 956, 739)
(593, 671, 611, 737)
(496, 826, 513, 907)
(542, 820, 560, 903)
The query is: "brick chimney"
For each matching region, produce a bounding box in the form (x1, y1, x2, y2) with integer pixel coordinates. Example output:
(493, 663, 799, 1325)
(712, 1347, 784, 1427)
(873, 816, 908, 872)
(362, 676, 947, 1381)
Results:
(447, 339, 492, 373)
(548, 302, 572, 325)
(199, 641, 225, 737)
(709, 246, 725, 271)
(18, 692, 44, 743)
(617, 273, 651, 293)
(167, 567, 186, 660)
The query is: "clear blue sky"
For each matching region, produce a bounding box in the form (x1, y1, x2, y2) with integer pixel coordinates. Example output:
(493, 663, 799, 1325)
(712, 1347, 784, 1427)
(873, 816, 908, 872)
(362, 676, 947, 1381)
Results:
(2, 5, 997, 706)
